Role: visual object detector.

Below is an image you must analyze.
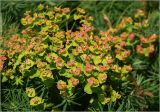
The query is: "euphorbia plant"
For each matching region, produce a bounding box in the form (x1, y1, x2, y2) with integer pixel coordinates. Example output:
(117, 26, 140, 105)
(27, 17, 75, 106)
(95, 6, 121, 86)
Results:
(0, 4, 157, 110)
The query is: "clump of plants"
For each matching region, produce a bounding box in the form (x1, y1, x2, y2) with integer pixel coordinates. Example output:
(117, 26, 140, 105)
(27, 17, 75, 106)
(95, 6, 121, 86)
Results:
(0, 4, 157, 111)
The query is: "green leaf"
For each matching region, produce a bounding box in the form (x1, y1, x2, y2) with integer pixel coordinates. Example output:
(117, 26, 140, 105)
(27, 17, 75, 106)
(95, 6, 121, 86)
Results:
(25, 60, 35, 70)
(73, 14, 81, 20)
(2, 76, 8, 83)
(116, 54, 123, 60)
(111, 90, 121, 102)
(51, 52, 58, 58)
(14, 76, 23, 86)
(30, 70, 40, 79)
(62, 51, 69, 57)
(102, 59, 107, 65)
(92, 87, 102, 93)
(126, 40, 132, 46)
(45, 56, 52, 63)
(37, 4, 44, 11)
(80, 54, 86, 61)
(61, 73, 73, 78)
(144, 48, 149, 57)
(98, 94, 110, 105)
(93, 72, 98, 77)
(60, 69, 73, 78)
(92, 55, 102, 65)
(43, 78, 54, 87)
(50, 46, 58, 52)
(65, 14, 70, 20)
(44, 103, 54, 109)
(80, 20, 88, 24)
(71, 41, 79, 47)
(13, 52, 26, 71)
(84, 84, 92, 94)
(90, 40, 96, 45)
(38, 51, 45, 56)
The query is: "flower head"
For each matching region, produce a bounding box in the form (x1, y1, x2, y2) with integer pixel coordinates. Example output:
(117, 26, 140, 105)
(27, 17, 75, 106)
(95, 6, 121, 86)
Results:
(106, 56, 113, 64)
(72, 67, 81, 76)
(149, 34, 157, 42)
(62, 8, 70, 13)
(98, 65, 107, 72)
(147, 45, 154, 53)
(85, 63, 94, 73)
(11, 35, 18, 41)
(26, 87, 36, 97)
(128, 32, 135, 41)
(80, 44, 89, 52)
(135, 9, 144, 18)
(85, 54, 92, 61)
(140, 36, 148, 43)
(125, 65, 132, 72)
(136, 45, 143, 54)
(120, 32, 128, 40)
(57, 80, 67, 91)
(77, 8, 85, 14)
(67, 60, 75, 67)
(69, 77, 79, 86)
(98, 73, 107, 84)
(0, 61, 4, 71)
(87, 77, 96, 86)
(54, 57, 64, 69)
(30, 96, 43, 106)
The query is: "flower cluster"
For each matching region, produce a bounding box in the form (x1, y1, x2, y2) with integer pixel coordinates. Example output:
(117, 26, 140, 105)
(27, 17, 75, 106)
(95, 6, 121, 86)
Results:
(1, 4, 157, 110)
(25, 87, 44, 106)
(136, 34, 157, 56)
(0, 49, 7, 71)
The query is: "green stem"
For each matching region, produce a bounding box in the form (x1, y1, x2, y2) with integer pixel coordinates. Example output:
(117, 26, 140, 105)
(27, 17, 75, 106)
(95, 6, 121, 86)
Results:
(26, 78, 29, 88)
(35, 84, 44, 90)
(53, 100, 66, 109)
(66, 21, 68, 31)
(40, 87, 46, 97)
(62, 102, 67, 112)
(71, 21, 76, 31)
(69, 100, 81, 106)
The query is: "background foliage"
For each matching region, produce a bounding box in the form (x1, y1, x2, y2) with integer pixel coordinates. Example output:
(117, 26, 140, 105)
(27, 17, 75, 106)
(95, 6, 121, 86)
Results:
(0, 0, 159, 111)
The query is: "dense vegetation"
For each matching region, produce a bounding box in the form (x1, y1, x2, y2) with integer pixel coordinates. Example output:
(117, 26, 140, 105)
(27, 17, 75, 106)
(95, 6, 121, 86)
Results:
(0, 1, 159, 111)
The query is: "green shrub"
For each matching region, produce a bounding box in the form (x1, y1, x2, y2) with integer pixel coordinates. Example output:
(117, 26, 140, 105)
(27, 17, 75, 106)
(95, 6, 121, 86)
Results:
(0, 4, 157, 111)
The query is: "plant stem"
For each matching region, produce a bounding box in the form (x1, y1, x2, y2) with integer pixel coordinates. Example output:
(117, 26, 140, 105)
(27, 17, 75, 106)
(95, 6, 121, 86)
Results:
(71, 21, 76, 31)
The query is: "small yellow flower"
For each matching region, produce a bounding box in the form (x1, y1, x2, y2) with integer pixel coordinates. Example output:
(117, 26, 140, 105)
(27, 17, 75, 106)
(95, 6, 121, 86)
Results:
(26, 87, 36, 97)
(46, 20, 52, 26)
(21, 18, 27, 25)
(98, 73, 107, 84)
(98, 94, 111, 105)
(30, 96, 43, 106)
(111, 90, 121, 102)
(142, 19, 149, 27)
(134, 22, 142, 28)
(135, 9, 144, 18)
(77, 8, 85, 14)
(38, 4, 44, 11)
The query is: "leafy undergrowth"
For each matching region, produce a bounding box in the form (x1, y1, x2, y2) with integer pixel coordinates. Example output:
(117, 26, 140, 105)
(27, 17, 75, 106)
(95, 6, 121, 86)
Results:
(0, 1, 159, 111)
